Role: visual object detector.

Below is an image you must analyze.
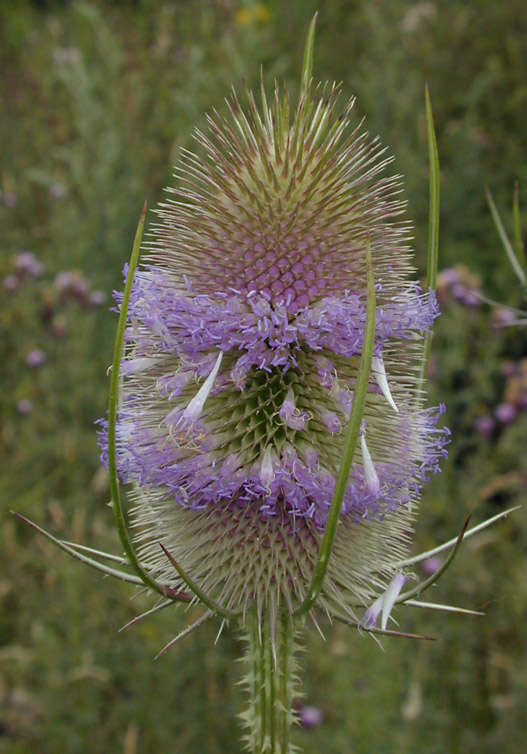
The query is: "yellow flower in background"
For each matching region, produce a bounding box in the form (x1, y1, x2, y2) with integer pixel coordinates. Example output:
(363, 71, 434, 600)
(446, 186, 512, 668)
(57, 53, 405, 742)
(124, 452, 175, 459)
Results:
(235, 3, 271, 27)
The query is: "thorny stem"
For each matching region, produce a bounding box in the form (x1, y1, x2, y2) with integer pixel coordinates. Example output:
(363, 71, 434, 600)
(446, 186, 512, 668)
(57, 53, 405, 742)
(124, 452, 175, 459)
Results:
(242, 610, 300, 753)
(279, 611, 291, 752)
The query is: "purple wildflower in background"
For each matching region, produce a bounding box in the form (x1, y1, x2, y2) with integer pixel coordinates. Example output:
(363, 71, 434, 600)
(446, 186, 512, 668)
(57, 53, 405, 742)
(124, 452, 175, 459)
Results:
(54, 271, 76, 294)
(474, 415, 495, 438)
(16, 399, 33, 415)
(14, 251, 44, 278)
(501, 361, 517, 379)
(89, 290, 105, 307)
(299, 705, 323, 729)
(2, 190, 17, 209)
(421, 556, 442, 576)
(49, 182, 67, 200)
(437, 265, 481, 308)
(26, 349, 47, 368)
(98, 79, 449, 626)
(495, 402, 517, 425)
(54, 270, 88, 299)
(3, 275, 18, 292)
(491, 307, 517, 330)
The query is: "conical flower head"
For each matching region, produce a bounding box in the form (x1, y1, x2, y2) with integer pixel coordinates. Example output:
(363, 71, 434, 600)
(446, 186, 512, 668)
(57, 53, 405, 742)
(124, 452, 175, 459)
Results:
(101, 81, 448, 622)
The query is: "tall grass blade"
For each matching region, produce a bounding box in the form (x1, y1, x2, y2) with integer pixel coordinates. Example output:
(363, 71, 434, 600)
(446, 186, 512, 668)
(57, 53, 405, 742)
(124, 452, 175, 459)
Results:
(513, 180, 526, 277)
(486, 185, 526, 286)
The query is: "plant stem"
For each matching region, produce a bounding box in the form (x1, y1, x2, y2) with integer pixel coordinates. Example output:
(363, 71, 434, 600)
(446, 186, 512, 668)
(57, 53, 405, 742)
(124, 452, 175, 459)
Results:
(241, 610, 301, 753)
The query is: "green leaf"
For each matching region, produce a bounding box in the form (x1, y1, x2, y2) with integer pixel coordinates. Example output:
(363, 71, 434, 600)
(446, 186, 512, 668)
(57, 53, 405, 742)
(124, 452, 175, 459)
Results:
(425, 85, 440, 293)
(513, 180, 527, 276)
(417, 86, 440, 395)
(294, 243, 376, 617)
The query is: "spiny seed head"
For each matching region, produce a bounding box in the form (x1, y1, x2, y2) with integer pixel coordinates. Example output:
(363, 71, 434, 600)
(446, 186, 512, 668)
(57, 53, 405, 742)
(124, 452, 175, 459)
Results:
(99, 81, 449, 624)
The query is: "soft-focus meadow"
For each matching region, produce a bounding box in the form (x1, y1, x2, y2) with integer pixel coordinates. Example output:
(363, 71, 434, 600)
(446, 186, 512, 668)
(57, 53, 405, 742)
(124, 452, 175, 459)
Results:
(2, 1, 527, 752)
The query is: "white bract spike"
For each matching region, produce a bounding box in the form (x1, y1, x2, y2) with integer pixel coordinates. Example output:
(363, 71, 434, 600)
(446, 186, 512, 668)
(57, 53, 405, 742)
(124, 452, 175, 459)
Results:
(282, 388, 296, 414)
(121, 357, 158, 375)
(280, 388, 307, 430)
(404, 599, 484, 616)
(182, 351, 223, 423)
(361, 572, 408, 630)
(360, 433, 380, 495)
(372, 355, 398, 412)
(381, 572, 408, 630)
(260, 446, 275, 489)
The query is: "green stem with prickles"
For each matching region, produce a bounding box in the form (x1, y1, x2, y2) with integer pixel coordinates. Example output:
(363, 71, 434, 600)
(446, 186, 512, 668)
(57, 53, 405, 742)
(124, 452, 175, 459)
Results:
(242, 611, 301, 753)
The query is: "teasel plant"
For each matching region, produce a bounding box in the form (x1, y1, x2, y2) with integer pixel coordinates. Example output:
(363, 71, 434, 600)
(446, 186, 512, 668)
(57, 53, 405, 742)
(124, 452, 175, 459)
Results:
(15, 16, 519, 754)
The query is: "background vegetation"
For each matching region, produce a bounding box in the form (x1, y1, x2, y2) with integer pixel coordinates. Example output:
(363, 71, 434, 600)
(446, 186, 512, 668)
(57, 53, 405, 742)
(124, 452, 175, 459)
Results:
(1, 1, 526, 752)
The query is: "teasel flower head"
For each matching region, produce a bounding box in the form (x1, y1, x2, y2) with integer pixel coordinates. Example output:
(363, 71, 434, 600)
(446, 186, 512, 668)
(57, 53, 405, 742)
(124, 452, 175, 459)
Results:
(97, 47, 449, 634)
(14, 18, 517, 754)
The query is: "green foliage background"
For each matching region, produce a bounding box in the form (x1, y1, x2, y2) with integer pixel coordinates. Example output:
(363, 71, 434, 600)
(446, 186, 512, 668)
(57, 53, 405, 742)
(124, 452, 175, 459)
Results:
(1, 1, 526, 752)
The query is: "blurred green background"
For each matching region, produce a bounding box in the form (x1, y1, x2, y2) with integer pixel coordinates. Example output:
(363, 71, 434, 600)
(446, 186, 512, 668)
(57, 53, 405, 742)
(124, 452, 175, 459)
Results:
(1, 1, 527, 752)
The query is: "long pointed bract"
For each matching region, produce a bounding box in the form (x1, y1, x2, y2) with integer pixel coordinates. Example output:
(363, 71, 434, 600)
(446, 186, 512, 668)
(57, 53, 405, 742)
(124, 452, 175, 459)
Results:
(107, 203, 186, 602)
(154, 611, 214, 660)
(396, 515, 471, 604)
(397, 506, 520, 567)
(159, 543, 239, 620)
(62, 540, 129, 564)
(405, 600, 484, 616)
(417, 87, 440, 395)
(300, 13, 318, 98)
(119, 600, 174, 632)
(294, 243, 376, 617)
(334, 613, 436, 641)
(12, 512, 144, 586)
